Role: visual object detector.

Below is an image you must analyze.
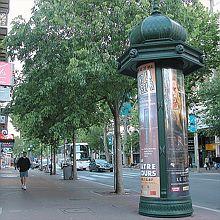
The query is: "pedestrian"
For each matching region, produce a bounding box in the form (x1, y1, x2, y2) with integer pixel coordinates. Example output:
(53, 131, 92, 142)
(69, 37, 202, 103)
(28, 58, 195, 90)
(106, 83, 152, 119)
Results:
(14, 158, 17, 170)
(209, 156, 213, 170)
(204, 156, 210, 170)
(188, 155, 192, 168)
(17, 152, 31, 190)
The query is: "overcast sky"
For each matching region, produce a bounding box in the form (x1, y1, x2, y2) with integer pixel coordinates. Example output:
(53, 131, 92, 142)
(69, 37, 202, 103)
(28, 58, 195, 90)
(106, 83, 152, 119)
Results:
(8, 0, 34, 29)
(7, 1, 34, 136)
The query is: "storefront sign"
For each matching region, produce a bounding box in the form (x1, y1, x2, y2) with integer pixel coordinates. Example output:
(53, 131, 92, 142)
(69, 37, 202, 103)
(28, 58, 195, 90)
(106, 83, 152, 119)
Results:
(205, 144, 216, 151)
(0, 62, 13, 86)
(0, 86, 11, 102)
(138, 63, 160, 198)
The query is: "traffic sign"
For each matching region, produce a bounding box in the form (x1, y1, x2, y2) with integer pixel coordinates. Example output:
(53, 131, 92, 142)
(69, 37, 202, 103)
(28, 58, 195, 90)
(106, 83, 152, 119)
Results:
(2, 130, 7, 135)
(188, 114, 197, 133)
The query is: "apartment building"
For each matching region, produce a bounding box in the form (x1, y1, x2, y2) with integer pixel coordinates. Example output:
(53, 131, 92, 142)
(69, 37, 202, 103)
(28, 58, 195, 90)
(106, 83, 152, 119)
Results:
(200, 0, 220, 12)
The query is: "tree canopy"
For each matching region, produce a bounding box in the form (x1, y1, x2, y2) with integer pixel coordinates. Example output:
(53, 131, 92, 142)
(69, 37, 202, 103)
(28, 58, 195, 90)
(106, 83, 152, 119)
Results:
(4, 0, 220, 192)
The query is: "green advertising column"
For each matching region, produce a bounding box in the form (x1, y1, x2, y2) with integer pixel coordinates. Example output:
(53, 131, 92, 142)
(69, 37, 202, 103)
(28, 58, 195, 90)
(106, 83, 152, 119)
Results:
(118, 1, 204, 218)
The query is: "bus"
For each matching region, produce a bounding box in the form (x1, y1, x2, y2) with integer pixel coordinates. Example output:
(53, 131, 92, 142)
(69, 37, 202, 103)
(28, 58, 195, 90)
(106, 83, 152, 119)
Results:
(75, 143, 91, 170)
(57, 142, 90, 170)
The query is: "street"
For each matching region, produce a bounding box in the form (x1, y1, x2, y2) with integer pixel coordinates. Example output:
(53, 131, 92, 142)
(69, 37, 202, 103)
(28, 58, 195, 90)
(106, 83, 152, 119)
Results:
(1, 167, 220, 220)
(57, 168, 220, 213)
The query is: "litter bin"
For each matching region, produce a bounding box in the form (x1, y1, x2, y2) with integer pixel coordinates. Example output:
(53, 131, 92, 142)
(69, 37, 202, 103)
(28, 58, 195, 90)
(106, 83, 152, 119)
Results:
(63, 165, 73, 180)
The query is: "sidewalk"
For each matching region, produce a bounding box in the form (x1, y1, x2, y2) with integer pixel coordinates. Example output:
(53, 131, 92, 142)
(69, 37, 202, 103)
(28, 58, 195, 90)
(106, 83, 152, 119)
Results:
(0, 168, 219, 220)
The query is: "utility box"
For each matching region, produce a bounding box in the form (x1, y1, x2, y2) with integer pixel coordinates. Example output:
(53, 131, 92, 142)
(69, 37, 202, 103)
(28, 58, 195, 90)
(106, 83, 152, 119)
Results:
(63, 165, 72, 180)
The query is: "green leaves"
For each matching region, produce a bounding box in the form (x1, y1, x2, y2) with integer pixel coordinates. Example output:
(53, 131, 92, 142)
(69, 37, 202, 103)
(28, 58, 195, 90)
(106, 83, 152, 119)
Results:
(5, 0, 220, 148)
(198, 68, 220, 136)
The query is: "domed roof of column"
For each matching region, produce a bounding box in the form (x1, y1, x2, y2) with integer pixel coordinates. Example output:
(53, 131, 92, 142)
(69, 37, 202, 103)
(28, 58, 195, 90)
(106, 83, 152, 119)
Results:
(130, 2, 187, 45)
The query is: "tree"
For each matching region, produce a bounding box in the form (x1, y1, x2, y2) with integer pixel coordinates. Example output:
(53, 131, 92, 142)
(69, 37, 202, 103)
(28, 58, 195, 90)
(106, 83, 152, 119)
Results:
(5, 0, 105, 177)
(198, 68, 220, 136)
(160, 0, 220, 105)
(65, 0, 150, 195)
(77, 126, 105, 154)
(5, 0, 220, 193)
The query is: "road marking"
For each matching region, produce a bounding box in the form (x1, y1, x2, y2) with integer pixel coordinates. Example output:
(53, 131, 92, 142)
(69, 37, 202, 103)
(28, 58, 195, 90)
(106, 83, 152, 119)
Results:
(78, 176, 97, 181)
(0, 174, 18, 178)
(123, 173, 140, 176)
(90, 174, 111, 179)
(191, 178, 220, 182)
(79, 177, 131, 191)
(193, 205, 220, 213)
(0, 207, 2, 215)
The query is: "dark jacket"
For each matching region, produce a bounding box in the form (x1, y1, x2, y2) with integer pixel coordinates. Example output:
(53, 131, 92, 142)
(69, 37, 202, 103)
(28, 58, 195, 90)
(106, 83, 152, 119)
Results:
(17, 157, 31, 172)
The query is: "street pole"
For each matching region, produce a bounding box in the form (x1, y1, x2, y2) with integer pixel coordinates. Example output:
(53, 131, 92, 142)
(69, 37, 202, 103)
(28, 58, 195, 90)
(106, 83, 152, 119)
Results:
(123, 116, 128, 165)
(112, 134, 116, 192)
(194, 131, 200, 172)
(40, 143, 43, 171)
(210, 0, 214, 12)
(0, 143, 2, 170)
(64, 139, 66, 165)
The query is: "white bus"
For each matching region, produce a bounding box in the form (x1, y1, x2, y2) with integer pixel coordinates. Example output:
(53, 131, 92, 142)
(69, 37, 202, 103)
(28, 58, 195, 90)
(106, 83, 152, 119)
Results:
(58, 142, 90, 170)
(75, 143, 90, 170)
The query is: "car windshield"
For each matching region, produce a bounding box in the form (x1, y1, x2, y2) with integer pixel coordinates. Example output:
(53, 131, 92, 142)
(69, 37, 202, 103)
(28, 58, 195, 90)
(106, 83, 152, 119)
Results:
(95, 159, 108, 164)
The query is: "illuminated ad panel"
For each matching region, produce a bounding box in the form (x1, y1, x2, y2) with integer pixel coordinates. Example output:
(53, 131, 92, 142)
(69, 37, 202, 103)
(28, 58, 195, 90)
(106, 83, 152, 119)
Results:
(0, 61, 13, 86)
(163, 69, 189, 197)
(137, 63, 160, 198)
(0, 86, 11, 101)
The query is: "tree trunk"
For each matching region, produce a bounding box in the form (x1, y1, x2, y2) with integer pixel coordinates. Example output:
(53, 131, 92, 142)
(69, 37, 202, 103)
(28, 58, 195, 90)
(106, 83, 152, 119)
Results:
(103, 124, 110, 162)
(53, 144, 56, 175)
(113, 104, 125, 194)
(123, 116, 128, 165)
(71, 130, 77, 180)
(50, 145, 53, 175)
(40, 144, 43, 171)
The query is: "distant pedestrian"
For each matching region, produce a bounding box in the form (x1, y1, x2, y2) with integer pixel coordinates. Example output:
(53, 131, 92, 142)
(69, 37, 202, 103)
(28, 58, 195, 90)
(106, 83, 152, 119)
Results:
(17, 152, 31, 190)
(188, 155, 192, 168)
(14, 158, 17, 170)
(204, 157, 210, 170)
(209, 156, 213, 169)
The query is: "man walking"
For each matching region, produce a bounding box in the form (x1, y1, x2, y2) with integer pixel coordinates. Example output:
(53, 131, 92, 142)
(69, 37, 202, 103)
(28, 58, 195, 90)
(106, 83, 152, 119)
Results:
(17, 152, 31, 190)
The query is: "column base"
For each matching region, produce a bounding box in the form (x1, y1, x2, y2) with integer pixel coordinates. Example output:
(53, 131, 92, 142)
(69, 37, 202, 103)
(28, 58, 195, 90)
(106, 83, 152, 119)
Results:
(139, 196, 193, 218)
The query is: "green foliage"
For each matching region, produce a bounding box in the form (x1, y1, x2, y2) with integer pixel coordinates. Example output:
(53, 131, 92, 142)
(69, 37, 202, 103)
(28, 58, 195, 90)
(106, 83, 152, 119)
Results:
(198, 68, 220, 136)
(77, 126, 104, 152)
(4, 0, 219, 156)
(5, 0, 105, 145)
(124, 131, 139, 156)
(12, 137, 44, 158)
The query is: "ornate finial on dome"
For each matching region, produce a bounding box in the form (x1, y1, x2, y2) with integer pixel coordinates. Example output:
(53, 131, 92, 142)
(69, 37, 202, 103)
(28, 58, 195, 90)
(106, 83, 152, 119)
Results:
(151, 0, 160, 15)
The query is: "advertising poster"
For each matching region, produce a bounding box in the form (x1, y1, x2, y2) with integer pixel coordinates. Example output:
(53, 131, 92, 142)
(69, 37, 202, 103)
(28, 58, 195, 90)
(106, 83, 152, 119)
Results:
(0, 86, 11, 102)
(0, 62, 13, 86)
(163, 69, 189, 197)
(138, 63, 160, 198)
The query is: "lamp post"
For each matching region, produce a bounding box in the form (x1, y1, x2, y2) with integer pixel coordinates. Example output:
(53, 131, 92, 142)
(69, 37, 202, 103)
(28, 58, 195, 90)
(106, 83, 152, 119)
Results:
(118, 1, 204, 217)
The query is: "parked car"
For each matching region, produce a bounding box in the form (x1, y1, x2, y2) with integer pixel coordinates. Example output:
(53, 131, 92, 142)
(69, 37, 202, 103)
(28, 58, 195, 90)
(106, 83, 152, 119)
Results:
(89, 159, 113, 172)
(31, 160, 40, 169)
(213, 157, 220, 169)
(77, 159, 90, 171)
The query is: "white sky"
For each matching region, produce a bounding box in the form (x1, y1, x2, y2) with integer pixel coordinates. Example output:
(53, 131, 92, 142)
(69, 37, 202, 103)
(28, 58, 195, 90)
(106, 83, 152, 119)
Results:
(6, 0, 220, 137)
(8, 0, 35, 71)
(7, 1, 35, 137)
(8, 0, 35, 27)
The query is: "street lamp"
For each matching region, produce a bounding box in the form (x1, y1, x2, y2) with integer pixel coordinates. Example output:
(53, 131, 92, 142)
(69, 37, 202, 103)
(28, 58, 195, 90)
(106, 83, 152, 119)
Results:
(118, 0, 203, 217)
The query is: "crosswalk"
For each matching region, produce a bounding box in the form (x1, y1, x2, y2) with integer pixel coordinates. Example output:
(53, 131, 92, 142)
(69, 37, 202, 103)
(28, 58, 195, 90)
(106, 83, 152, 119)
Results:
(78, 171, 140, 181)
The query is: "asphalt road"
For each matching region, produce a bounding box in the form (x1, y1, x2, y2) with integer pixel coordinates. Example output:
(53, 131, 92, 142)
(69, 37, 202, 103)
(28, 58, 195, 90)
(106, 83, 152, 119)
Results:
(57, 168, 220, 214)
